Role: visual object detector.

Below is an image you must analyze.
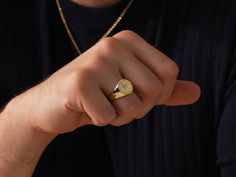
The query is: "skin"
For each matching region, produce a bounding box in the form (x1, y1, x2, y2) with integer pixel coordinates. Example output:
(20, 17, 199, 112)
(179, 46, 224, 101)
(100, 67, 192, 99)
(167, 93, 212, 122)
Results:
(0, 1, 201, 176)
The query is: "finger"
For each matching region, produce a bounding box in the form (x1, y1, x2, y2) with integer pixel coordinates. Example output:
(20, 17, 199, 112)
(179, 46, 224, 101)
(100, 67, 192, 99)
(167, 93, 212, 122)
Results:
(113, 31, 175, 76)
(113, 31, 180, 103)
(79, 113, 93, 126)
(80, 85, 117, 126)
(98, 69, 144, 126)
(164, 80, 201, 106)
(118, 52, 163, 112)
(110, 93, 143, 126)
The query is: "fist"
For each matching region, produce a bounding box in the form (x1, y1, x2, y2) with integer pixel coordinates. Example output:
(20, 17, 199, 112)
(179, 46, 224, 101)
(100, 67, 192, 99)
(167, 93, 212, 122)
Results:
(8, 30, 200, 135)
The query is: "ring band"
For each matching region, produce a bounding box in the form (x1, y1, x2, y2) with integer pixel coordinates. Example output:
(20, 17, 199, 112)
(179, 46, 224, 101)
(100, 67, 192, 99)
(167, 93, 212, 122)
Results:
(110, 79, 134, 100)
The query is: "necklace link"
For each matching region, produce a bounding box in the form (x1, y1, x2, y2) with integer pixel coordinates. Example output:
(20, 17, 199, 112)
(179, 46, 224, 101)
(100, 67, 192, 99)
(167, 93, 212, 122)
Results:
(56, 0, 134, 56)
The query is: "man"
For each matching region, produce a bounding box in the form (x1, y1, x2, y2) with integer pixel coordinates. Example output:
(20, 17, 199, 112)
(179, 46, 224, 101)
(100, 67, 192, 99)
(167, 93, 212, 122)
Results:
(0, 0, 235, 176)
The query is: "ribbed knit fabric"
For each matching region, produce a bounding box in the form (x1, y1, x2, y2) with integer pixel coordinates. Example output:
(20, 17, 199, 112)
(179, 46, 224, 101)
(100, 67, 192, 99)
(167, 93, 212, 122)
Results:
(1, 0, 236, 176)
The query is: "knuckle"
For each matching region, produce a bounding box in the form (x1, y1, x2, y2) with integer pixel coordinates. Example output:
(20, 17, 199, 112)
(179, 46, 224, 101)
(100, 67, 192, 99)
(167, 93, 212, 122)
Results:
(162, 60, 179, 79)
(69, 70, 87, 82)
(81, 56, 111, 75)
(92, 119, 109, 126)
(67, 69, 92, 92)
(92, 109, 116, 126)
(97, 37, 120, 56)
(136, 112, 148, 119)
(111, 122, 124, 127)
(115, 30, 139, 41)
(111, 118, 133, 127)
(92, 119, 108, 126)
(91, 55, 108, 70)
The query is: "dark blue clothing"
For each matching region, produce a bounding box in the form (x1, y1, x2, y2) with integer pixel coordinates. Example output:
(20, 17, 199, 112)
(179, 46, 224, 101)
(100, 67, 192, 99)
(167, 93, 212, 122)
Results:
(1, 0, 236, 177)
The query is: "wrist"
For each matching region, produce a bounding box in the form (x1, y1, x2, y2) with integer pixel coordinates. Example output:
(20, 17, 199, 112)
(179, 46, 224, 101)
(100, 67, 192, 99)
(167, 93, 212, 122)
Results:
(0, 97, 55, 175)
(5, 87, 59, 136)
(2, 94, 57, 142)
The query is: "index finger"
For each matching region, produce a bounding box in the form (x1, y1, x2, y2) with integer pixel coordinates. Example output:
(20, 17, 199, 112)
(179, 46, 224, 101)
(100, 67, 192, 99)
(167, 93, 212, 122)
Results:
(113, 30, 177, 79)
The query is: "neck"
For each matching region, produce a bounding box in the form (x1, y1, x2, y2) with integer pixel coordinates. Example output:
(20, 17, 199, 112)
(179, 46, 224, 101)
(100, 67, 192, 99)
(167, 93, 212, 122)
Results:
(70, 0, 121, 8)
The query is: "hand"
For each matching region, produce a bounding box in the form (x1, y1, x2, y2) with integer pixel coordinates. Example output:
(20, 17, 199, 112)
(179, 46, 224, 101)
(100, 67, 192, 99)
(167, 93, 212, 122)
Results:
(7, 30, 200, 135)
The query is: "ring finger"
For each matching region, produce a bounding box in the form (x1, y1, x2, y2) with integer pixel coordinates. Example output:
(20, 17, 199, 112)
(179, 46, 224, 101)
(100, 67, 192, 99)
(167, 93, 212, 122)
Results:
(98, 65, 143, 126)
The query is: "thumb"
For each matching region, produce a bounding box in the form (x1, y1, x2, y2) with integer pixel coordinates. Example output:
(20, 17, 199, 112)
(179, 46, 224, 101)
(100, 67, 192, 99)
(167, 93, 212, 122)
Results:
(165, 80, 201, 106)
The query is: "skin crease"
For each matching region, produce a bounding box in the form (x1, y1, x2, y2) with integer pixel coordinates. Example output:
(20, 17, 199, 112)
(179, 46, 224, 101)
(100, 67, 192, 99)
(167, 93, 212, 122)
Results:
(70, 0, 121, 8)
(0, 30, 200, 177)
(0, 1, 201, 176)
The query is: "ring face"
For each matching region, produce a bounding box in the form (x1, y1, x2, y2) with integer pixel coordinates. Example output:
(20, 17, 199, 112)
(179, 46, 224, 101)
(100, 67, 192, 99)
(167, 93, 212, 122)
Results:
(117, 79, 133, 95)
(111, 79, 133, 100)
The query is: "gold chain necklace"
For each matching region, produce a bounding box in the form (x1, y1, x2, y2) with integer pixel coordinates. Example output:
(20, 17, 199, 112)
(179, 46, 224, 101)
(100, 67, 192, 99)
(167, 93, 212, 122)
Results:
(55, 0, 134, 55)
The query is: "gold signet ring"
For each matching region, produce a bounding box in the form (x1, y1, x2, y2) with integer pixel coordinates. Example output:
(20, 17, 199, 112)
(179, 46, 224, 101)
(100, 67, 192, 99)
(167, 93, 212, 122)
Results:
(110, 79, 134, 100)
